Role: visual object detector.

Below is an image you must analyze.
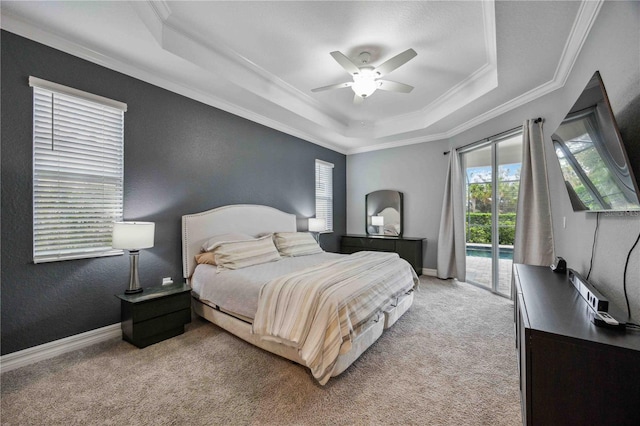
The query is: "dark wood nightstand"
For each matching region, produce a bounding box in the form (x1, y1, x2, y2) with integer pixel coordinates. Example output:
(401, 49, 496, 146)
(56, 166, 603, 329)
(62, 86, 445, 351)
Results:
(116, 283, 192, 348)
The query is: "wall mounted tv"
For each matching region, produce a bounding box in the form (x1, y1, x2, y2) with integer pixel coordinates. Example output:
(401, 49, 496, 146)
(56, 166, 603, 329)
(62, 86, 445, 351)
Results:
(551, 71, 640, 212)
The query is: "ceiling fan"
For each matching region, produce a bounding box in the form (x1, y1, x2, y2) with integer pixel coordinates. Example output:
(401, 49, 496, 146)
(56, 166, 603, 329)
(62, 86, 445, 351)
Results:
(311, 48, 417, 104)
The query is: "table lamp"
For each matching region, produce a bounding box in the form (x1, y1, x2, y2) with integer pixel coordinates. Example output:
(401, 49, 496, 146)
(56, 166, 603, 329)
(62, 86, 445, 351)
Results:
(372, 215, 384, 234)
(112, 221, 155, 294)
(308, 217, 325, 243)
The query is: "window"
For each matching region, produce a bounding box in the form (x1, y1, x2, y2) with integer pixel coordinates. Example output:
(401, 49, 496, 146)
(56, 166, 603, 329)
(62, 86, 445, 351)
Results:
(315, 159, 334, 232)
(30, 77, 127, 263)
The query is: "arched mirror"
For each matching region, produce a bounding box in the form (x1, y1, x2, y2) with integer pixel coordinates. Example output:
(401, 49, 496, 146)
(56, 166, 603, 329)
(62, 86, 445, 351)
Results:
(366, 190, 403, 236)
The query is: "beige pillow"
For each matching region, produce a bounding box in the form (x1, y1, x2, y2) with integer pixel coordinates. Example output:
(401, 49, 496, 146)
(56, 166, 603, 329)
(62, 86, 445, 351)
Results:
(274, 232, 323, 257)
(201, 232, 255, 253)
(195, 251, 217, 265)
(214, 234, 281, 272)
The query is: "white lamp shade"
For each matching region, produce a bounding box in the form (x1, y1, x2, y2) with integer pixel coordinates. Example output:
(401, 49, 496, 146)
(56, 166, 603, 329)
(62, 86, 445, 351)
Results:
(112, 222, 155, 250)
(308, 218, 325, 232)
(371, 215, 384, 226)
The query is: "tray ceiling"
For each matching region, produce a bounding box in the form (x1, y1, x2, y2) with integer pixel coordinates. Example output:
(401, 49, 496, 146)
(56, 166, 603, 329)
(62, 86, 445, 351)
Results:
(0, 1, 602, 154)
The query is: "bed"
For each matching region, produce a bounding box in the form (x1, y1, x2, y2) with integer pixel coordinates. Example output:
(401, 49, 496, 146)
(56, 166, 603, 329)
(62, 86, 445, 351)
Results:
(182, 204, 418, 384)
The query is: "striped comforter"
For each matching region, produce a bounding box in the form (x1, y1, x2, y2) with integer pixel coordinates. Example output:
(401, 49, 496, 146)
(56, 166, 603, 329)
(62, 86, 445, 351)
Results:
(252, 251, 418, 385)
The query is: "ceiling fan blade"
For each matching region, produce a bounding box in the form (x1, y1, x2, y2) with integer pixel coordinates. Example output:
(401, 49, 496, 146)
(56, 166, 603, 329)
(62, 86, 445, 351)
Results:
(330, 51, 361, 75)
(353, 94, 365, 105)
(374, 48, 417, 77)
(311, 81, 353, 92)
(377, 80, 414, 93)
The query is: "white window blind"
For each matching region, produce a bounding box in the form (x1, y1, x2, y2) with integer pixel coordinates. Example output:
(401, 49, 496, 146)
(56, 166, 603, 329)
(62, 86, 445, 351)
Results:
(315, 159, 334, 232)
(31, 77, 126, 263)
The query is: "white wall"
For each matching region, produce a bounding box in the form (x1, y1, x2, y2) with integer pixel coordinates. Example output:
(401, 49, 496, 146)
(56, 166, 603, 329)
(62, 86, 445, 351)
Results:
(548, 1, 640, 322)
(347, 1, 640, 320)
(347, 139, 450, 270)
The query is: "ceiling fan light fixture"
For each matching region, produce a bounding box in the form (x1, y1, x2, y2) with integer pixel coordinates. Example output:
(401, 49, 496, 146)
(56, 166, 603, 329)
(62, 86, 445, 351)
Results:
(352, 78, 377, 97)
(312, 48, 416, 102)
(352, 68, 378, 97)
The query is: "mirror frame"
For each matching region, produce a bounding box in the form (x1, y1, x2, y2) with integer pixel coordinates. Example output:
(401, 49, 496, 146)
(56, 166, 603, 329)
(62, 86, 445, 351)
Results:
(365, 190, 404, 237)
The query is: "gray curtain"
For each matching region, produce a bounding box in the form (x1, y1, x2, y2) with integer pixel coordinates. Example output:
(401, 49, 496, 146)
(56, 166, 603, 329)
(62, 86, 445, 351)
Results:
(437, 149, 466, 280)
(513, 119, 555, 266)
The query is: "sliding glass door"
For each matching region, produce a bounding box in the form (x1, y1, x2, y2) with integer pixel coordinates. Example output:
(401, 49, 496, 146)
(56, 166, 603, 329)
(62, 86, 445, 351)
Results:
(461, 132, 522, 297)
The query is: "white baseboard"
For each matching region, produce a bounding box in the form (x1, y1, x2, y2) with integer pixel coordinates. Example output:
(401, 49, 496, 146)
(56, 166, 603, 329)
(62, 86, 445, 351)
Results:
(422, 268, 437, 277)
(0, 324, 122, 374)
(1, 268, 437, 373)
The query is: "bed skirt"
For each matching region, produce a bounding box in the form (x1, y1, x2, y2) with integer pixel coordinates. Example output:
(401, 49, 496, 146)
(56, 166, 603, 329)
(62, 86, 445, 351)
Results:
(191, 290, 414, 379)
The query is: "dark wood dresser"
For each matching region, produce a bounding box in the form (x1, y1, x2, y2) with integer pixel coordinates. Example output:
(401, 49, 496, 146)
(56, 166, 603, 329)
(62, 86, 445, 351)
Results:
(340, 234, 425, 275)
(513, 264, 640, 425)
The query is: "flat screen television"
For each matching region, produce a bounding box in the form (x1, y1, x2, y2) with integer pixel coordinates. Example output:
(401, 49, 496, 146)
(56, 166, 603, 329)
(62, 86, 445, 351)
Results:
(551, 71, 640, 212)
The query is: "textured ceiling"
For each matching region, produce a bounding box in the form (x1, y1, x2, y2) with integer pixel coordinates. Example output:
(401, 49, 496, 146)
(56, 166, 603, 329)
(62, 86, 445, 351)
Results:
(0, 1, 599, 154)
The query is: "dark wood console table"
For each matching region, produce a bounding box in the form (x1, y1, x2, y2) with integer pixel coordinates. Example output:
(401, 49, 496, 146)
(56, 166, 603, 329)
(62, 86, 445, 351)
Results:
(340, 234, 425, 276)
(514, 264, 640, 425)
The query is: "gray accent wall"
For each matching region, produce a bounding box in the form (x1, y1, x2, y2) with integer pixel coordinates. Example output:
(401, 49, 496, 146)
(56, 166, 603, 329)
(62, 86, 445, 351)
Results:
(1, 31, 346, 355)
(348, 1, 640, 320)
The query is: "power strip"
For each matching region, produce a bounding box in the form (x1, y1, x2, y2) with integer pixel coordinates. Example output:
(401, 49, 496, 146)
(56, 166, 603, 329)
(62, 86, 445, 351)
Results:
(568, 269, 609, 312)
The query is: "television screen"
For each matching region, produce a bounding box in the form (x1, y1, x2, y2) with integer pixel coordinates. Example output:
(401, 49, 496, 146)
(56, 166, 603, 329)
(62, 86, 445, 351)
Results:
(551, 71, 640, 211)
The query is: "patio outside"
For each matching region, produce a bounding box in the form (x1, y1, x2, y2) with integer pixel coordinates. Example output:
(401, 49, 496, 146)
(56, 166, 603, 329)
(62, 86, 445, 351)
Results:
(465, 254, 513, 297)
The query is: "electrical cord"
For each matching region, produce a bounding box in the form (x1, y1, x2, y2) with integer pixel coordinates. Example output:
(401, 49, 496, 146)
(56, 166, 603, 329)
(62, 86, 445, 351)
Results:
(623, 230, 640, 323)
(586, 212, 600, 280)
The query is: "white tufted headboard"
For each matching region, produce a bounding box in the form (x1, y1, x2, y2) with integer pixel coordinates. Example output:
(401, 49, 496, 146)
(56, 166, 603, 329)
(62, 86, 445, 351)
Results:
(182, 204, 297, 280)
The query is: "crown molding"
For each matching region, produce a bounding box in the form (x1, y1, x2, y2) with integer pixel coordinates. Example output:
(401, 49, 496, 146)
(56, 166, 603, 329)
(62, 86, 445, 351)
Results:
(482, 0, 498, 70)
(1, 0, 602, 156)
(0, 9, 348, 155)
(553, 0, 604, 87)
(442, 0, 603, 140)
(373, 61, 498, 139)
(141, 0, 499, 142)
(149, 0, 171, 21)
(355, 0, 498, 139)
(348, 0, 604, 154)
(158, 22, 348, 132)
(128, 0, 164, 44)
(346, 131, 449, 155)
(137, 1, 349, 132)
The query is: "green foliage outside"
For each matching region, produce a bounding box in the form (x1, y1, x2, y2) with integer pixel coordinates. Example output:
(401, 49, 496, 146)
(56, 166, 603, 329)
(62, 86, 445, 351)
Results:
(466, 212, 516, 245)
(466, 178, 519, 246)
(557, 142, 635, 210)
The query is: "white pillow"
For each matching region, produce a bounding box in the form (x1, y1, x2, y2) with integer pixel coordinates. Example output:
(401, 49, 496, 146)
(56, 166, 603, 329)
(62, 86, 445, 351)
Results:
(201, 232, 254, 252)
(273, 232, 323, 257)
(214, 234, 281, 272)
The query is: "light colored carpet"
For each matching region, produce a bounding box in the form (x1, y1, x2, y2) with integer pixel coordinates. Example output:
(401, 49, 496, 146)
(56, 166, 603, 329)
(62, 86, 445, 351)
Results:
(1, 276, 521, 425)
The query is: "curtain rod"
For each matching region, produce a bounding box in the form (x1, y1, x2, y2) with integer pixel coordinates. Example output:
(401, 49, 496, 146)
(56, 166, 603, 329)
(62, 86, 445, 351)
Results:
(443, 117, 542, 155)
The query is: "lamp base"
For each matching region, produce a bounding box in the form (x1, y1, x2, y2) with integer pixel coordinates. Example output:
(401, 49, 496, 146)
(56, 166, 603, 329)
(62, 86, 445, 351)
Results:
(125, 250, 143, 295)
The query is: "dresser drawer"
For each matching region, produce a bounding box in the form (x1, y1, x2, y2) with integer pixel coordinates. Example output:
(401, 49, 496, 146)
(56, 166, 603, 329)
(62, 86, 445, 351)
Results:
(123, 308, 191, 348)
(129, 292, 191, 323)
(341, 235, 425, 276)
(129, 308, 191, 339)
(342, 236, 396, 251)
